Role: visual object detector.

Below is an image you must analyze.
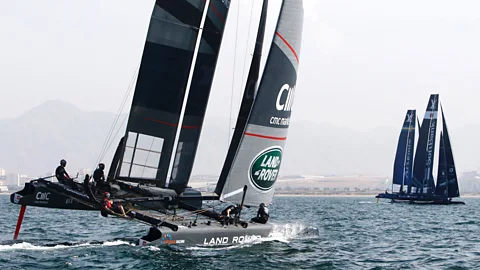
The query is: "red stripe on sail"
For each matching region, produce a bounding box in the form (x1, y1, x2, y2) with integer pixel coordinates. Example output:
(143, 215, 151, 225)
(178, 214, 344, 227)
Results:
(204, 0, 225, 24)
(145, 118, 200, 129)
(244, 132, 287, 141)
(275, 32, 299, 63)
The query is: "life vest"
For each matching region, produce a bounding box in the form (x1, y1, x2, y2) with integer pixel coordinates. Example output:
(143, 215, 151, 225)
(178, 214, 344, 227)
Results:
(103, 198, 112, 209)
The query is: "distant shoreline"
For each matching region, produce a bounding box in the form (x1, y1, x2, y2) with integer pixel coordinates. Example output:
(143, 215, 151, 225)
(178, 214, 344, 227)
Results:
(2, 192, 479, 199)
(275, 193, 376, 197)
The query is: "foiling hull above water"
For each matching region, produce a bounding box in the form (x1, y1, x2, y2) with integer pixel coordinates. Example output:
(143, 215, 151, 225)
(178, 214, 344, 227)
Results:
(375, 192, 465, 205)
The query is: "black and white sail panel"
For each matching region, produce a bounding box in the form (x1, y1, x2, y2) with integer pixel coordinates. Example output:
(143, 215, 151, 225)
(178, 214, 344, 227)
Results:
(217, 0, 304, 207)
(412, 94, 439, 193)
(168, 0, 231, 192)
(119, 0, 207, 184)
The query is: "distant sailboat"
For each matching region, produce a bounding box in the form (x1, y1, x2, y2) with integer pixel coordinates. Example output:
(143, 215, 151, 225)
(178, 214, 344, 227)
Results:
(376, 94, 464, 204)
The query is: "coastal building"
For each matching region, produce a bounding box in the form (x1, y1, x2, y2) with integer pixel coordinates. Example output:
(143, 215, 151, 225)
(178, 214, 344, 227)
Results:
(6, 173, 20, 186)
(0, 185, 8, 192)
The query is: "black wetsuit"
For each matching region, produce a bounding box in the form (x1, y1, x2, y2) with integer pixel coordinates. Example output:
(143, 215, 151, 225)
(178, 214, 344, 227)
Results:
(93, 168, 105, 183)
(251, 206, 269, 224)
(55, 165, 69, 184)
(221, 205, 239, 225)
(92, 168, 106, 193)
(55, 165, 77, 190)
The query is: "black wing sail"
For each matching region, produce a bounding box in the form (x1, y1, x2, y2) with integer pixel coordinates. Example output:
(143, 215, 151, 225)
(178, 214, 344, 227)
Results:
(167, 0, 231, 193)
(435, 132, 448, 196)
(441, 106, 460, 198)
(392, 110, 415, 192)
(116, 0, 214, 186)
(412, 94, 439, 194)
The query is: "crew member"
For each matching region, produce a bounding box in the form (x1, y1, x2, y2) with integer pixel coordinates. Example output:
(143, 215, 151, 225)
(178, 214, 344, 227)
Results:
(102, 192, 126, 217)
(250, 203, 269, 224)
(93, 163, 106, 193)
(55, 159, 77, 189)
(221, 204, 239, 225)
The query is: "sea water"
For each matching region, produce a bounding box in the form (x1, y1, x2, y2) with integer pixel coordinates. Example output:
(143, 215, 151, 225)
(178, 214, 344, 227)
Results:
(0, 194, 479, 269)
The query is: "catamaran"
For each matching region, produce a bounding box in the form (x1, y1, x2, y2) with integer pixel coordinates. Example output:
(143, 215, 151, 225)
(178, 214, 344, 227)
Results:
(10, 0, 309, 245)
(376, 94, 464, 204)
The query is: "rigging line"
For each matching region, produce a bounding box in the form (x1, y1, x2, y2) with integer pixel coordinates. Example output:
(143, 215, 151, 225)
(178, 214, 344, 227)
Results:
(95, 64, 139, 166)
(95, 69, 137, 169)
(240, 0, 255, 93)
(227, 0, 241, 148)
(98, 66, 138, 163)
(100, 115, 129, 163)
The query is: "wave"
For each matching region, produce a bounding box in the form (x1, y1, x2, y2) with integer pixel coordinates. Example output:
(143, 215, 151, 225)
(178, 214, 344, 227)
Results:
(0, 239, 135, 251)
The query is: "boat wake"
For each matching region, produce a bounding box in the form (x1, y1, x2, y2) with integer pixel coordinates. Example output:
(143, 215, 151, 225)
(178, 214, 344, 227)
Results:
(0, 239, 135, 251)
(264, 222, 320, 243)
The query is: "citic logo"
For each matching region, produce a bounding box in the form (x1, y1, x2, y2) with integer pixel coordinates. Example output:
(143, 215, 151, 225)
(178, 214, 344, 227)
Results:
(36, 192, 50, 201)
(276, 84, 295, 112)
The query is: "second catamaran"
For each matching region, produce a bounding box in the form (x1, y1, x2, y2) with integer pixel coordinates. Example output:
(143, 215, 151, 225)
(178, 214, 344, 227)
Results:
(376, 94, 464, 204)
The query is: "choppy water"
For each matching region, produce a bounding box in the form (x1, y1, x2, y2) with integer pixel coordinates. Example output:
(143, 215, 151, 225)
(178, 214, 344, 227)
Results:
(0, 194, 479, 269)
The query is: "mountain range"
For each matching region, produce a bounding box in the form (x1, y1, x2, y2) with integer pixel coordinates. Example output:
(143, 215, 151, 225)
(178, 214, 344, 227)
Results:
(0, 100, 478, 177)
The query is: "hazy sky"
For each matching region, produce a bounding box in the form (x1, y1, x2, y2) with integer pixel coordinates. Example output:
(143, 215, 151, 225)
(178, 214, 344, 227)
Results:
(1, 0, 480, 132)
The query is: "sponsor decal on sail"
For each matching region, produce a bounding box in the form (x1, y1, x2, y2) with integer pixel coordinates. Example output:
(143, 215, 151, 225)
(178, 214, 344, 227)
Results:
(270, 84, 295, 126)
(406, 113, 413, 123)
(249, 146, 283, 192)
(426, 121, 436, 166)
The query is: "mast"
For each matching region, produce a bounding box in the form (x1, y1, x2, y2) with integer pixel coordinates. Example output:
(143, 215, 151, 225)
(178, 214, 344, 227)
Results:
(403, 110, 415, 192)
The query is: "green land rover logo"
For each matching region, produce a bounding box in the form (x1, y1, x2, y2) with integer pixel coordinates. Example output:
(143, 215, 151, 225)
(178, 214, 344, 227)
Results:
(249, 147, 283, 192)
